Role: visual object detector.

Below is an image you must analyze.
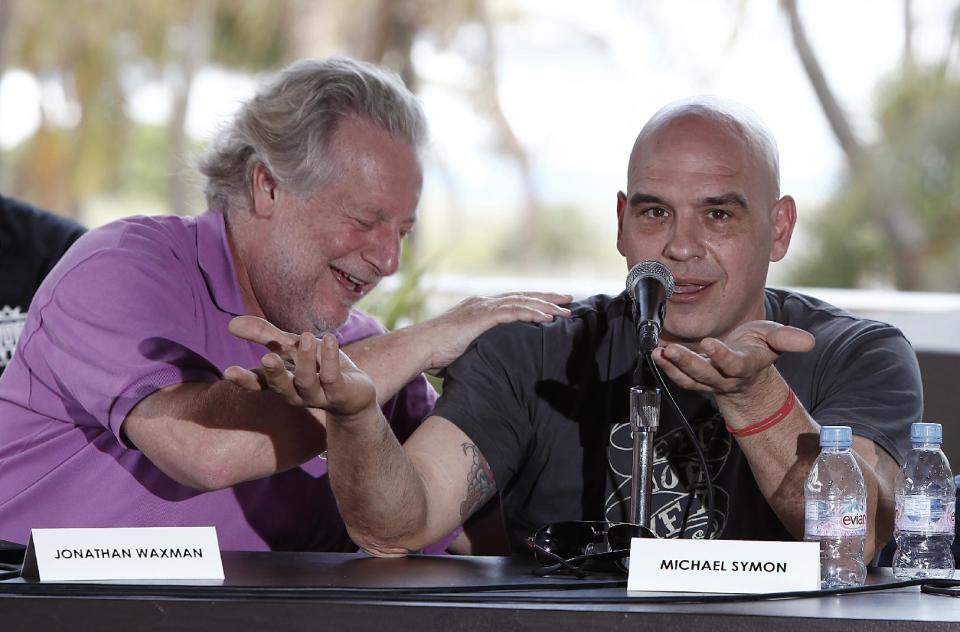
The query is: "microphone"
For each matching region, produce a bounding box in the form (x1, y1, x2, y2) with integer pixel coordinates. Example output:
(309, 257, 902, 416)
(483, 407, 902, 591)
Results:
(625, 260, 675, 353)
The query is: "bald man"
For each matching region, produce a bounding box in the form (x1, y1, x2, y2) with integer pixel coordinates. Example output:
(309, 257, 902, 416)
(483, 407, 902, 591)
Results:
(232, 97, 921, 560)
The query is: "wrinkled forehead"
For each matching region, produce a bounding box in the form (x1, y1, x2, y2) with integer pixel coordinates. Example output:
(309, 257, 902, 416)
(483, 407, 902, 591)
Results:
(627, 101, 781, 201)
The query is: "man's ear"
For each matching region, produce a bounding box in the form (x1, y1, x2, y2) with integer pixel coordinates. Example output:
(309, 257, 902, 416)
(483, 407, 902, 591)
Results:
(769, 195, 797, 262)
(616, 191, 628, 256)
(250, 163, 278, 218)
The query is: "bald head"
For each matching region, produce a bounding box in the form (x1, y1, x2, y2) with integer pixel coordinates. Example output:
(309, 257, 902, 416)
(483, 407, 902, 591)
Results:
(628, 97, 781, 204)
(615, 96, 797, 344)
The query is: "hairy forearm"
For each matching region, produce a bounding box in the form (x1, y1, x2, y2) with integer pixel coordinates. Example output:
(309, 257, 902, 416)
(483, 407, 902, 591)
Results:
(734, 415, 820, 540)
(852, 439, 897, 558)
(343, 327, 432, 405)
(325, 409, 432, 556)
(738, 429, 891, 559)
(719, 372, 893, 558)
(125, 380, 327, 491)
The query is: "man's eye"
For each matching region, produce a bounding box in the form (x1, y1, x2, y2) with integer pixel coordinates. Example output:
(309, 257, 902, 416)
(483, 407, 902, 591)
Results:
(643, 207, 668, 219)
(708, 209, 731, 221)
(354, 218, 375, 229)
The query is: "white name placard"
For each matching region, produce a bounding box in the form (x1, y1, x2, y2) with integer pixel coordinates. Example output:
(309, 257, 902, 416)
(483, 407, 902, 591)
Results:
(627, 538, 820, 594)
(22, 527, 224, 581)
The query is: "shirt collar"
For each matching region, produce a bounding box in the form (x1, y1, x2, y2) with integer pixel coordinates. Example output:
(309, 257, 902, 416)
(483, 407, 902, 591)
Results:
(197, 210, 248, 316)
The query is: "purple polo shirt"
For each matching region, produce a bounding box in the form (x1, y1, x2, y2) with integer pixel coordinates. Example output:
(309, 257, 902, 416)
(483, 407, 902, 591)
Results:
(0, 211, 438, 551)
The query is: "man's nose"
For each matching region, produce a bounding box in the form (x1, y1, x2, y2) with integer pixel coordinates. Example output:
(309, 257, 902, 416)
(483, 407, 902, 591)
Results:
(362, 227, 402, 277)
(662, 214, 705, 261)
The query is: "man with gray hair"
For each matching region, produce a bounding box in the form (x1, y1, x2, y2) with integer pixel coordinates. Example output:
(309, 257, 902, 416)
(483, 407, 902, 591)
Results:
(0, 56, 569, 552)
(238, 96, 921, 562)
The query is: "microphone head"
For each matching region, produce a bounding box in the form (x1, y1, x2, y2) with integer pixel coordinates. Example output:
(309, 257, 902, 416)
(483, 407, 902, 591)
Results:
(625, 260, 675, 302)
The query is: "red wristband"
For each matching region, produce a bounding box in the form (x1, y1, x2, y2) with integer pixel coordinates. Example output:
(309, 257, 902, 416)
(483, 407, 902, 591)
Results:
(726, 388, 796, 437)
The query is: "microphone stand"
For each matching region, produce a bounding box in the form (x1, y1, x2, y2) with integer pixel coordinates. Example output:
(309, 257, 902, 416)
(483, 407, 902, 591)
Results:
(629, 354, 661, 535)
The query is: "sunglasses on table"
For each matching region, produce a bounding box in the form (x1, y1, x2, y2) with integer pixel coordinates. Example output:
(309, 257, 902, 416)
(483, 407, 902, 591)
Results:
(526, 521, 658, 576)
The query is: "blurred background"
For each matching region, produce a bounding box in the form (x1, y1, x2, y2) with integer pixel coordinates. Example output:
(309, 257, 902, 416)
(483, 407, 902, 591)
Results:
(2, 0, 959, 324)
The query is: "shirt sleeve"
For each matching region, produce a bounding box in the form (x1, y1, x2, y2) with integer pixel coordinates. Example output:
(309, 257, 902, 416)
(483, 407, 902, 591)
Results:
(431, 321, 543, 492)
(19, 224, 221, 441)
(806, 322, 921, 465)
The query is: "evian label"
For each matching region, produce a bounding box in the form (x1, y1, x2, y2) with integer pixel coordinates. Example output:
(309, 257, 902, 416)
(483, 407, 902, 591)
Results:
(896, 494, 956, 534)
(804, 498, 867, 537)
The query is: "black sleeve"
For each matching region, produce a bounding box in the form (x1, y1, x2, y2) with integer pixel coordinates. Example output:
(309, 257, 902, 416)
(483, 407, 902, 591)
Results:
(0, 195, 86, 309)
(431, 321, 544, 493)
(809, 322, 921, 465)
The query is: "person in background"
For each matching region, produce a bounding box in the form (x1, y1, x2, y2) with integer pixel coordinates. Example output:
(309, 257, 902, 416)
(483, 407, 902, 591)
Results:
(0, 56, 569, 552)
(235, 96, 921, 561)
(0, 194, 85, 377)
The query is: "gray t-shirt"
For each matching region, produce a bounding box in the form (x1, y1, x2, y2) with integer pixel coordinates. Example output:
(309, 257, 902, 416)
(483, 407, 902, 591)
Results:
(433, 288, 922, 554)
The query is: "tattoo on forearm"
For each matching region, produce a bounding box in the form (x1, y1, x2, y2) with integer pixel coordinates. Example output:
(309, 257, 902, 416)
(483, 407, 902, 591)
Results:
(460, 443, 496, 522)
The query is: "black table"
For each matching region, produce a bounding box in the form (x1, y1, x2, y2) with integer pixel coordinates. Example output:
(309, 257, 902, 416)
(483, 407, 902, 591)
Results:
(2, 552, 960, 631)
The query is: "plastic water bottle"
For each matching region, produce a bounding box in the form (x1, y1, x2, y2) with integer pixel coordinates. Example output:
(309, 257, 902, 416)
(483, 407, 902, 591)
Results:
(893, 422, 956, 579)
(804, 425, 867, 589)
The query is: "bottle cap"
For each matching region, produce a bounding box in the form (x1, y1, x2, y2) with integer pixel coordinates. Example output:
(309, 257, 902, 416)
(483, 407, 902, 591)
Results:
(911, 422, 943, 445)
(820, 425, 852, 448)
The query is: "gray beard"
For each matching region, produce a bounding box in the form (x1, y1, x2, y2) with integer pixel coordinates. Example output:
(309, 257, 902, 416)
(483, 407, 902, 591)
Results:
(258, 292, 343, 338)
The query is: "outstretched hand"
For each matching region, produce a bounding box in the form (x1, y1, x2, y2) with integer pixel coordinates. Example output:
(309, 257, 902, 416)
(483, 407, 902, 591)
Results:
(651, 320, 815, 396)
(224, 327, 376, 420)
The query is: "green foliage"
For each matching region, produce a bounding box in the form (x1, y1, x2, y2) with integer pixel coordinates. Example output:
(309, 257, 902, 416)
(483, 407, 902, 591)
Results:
(211, 2, 290, 70)
(117, 124, 182, 202)
(789, 66, 960, 290)
(357, 247, 442, 392)
(358, 247, 434, 331)
(1, 0, 292, 213)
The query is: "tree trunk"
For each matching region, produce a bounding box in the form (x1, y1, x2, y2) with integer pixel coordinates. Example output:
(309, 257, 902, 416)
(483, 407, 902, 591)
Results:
(781, 0, 925, 289)
(780, 0, 862, 167)
(168, 0, 215, 215)
(475, 1, 542, 270)
(903, 0, 914, 73)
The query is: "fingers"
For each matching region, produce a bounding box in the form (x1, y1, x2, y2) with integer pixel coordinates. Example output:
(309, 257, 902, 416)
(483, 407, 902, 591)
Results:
(700, 338, 751, 376)
(443, 293, 572, 328)
(653, 328, 793, 395)
(228, 315, 301, 356)
(489, 293, 573, 315)
(654, 337, 769, 391)
(226, 331, 373, 415)
(223, 365, 264, 391)
(652, 346, 729, 392)
(421, 293, 576, 372)
(292, 333, 320, 393)
(318, 334, 342, 386)
(486, 295, 573, 323)
(317, 334, 378, 416)
(260, 352, 300, 400)
(730, 321, 815, 355)
(495, 291, 573, 305)
(766, 324, 816, 354)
